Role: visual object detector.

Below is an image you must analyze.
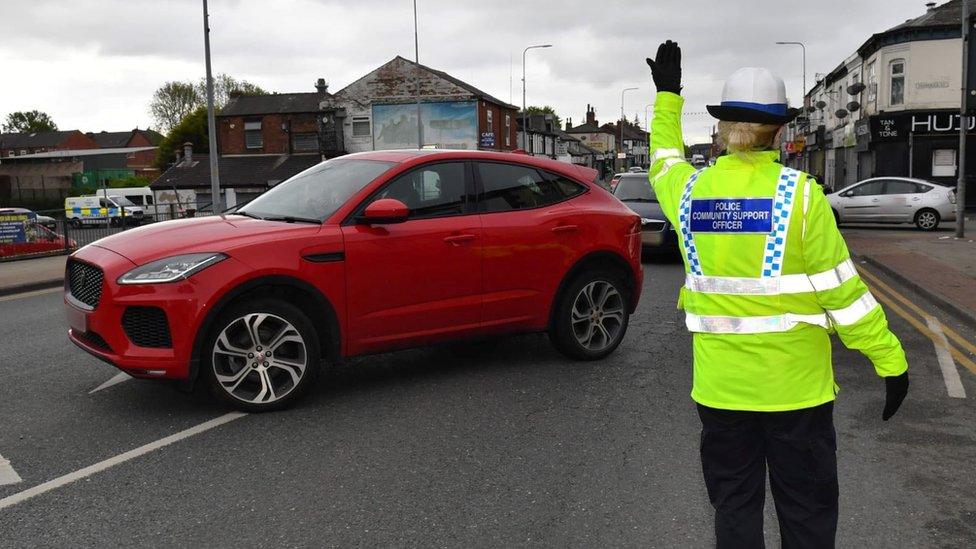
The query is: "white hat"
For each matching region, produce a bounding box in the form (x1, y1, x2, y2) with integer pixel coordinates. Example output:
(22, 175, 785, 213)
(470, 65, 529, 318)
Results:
(707, 67, 799, 124)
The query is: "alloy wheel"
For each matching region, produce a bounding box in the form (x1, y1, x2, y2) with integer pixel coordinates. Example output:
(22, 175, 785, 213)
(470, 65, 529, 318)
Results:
(917, 211, 938, 230)
(570, 280, 625, 352)
(211, 313, 308, 404)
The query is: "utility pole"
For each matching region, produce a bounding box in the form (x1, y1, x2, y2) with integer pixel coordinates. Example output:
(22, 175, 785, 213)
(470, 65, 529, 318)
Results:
(202, 0, 221, 213)
(522, 44, 552, 154)
(413, 0, 422, 149)
(620, 87, 638, 171)
(958, 1, 970, 238)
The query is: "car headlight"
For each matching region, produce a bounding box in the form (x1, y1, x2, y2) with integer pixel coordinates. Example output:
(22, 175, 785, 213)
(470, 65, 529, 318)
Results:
(117, 253, 226, 284)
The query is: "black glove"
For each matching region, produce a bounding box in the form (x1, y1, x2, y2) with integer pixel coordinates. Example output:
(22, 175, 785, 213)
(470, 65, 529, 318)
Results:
(646, 40, 682, 95)
(882, 372, 909, 421)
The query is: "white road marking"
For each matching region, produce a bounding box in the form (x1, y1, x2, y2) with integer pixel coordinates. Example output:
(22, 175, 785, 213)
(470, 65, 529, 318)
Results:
(925, 316, 967, 399)
(0, 412, 247, 511)
(0, 453, 22, 486)
(0, 287, 61, 302)
(88, 372, 132, 394)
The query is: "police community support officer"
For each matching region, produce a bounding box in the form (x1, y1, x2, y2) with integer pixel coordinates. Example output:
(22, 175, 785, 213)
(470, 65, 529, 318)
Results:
(646, 41, 910, 548)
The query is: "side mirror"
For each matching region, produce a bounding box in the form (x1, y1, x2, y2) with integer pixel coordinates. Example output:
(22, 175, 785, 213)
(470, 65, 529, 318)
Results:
(359, 198, 409, 224)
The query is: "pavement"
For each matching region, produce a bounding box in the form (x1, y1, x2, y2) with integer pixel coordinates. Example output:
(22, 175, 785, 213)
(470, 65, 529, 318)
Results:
(0, 254, 66, 297)
(844, 222, 976, 326)
(1, 260, 975, 547)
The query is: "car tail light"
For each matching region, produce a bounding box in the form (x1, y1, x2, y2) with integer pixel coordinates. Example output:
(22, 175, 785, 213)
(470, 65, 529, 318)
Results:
(948, 189, 957, 204)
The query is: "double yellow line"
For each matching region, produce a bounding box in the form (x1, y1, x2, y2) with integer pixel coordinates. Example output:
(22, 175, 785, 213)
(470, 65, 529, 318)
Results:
(858, 265, 976, 375)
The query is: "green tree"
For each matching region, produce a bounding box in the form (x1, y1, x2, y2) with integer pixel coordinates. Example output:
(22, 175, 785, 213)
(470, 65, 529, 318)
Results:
(522, 105, 562, 127)
(149, 81, 201, 133)
(154, 107, 209, 170)
(149, 75, 268, 133)
(2, 110, 57, 133)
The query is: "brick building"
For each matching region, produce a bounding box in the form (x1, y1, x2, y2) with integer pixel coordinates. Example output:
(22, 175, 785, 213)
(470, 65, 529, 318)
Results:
(85, 128, 163, 149)
(0, 130, 98, 158)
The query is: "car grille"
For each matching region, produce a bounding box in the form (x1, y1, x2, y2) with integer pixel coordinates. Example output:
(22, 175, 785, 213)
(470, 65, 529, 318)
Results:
(122, 306, 173, 348)
(67, 260, 104, 308)
(76, 330, 112, 353)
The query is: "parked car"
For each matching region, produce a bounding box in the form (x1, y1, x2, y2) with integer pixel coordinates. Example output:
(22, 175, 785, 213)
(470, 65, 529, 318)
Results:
(0, 207, 57, 230)
(612, 173, 679, 255)
(0, 222, 76, 258)
(609, 172, 626, 191)
(628, 166, 646, 173)
(826, 177, 956, 231)
(64, 150, 643, 411)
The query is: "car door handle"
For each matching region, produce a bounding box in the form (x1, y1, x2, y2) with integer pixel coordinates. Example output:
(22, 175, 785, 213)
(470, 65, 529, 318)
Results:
(443, 234, 476, 245)
(552, 225, 579, 233)
(871, 198, 880, 202)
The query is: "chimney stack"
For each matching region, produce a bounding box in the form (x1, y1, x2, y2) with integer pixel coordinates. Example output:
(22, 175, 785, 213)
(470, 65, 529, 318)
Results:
(586, 105, 597, 126)
(925, 1, 936, 11)
(183, 142, 193, 165)
(566, 117, 573, 131)
(315, 78, 329, 94)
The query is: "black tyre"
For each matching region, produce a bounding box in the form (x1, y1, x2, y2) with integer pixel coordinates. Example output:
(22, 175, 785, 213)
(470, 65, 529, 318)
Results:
(914, 209, 940, 231)
(549, 269, 630, 360)
(202, 298, 321, 412)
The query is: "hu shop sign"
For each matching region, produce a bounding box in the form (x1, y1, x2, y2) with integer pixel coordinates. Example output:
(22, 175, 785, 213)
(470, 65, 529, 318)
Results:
(869, 111, 976, 142)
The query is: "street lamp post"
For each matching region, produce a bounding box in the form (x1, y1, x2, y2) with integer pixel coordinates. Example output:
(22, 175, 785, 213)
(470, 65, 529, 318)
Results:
(202, 0, 221, 213)
(775, 41, 807, 108)
(522, 44, 552, 154)
(413, 0, 422, 149)
(620, 87, 638, 170)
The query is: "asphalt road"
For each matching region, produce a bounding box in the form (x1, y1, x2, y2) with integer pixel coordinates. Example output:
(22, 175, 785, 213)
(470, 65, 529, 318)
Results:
(1, 256, 975, 548)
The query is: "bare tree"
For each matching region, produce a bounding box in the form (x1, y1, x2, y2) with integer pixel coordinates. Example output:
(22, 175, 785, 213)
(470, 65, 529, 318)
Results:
(196, 74, 268, 110)
(149, 81, 201, 133)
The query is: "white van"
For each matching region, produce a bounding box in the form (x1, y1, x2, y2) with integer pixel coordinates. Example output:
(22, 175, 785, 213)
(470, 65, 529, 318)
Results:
(95, 187, 158, 217)
(65, 195, 145, 227)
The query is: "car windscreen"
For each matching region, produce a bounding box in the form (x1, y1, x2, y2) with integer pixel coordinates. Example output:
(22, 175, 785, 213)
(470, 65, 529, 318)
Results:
(613, 176, 656, 202)
(238, 158, 396, 221)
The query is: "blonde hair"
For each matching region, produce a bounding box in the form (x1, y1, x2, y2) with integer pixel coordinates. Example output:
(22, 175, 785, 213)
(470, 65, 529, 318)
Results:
(717, 121, 781, 156)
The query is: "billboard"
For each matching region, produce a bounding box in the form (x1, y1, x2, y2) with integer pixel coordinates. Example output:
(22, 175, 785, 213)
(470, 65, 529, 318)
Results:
(372, 101, 478, 150)
(0, 211, 35, 244)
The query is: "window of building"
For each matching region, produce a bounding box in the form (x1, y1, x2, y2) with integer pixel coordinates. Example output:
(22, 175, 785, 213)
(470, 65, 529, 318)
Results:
(244, 120, 263, 149)
(505, 114, 511, 147)
(486, 109, 493, 133)
(374, 162, 468, 219)
(352, 117, 371, 138)
(932, 149, 957, 177)
(477, 162, 568, 212)
(889, 59, 905, 106)
(291, 132, 318, 152)
(866, 61, 877, 107)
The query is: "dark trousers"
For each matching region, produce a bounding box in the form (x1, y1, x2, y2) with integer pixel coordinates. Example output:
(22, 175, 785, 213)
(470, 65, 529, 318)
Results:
(697, 402, 838, 549)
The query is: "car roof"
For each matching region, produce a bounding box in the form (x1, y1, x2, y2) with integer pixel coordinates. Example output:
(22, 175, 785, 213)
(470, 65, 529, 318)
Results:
(856, 176, 935, 186)
(346, 149, 598, 182)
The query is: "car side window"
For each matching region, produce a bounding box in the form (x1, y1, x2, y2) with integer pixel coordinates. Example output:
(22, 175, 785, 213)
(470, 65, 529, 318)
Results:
(884, 180, 920, 195)
(477, 162, 565, 212)
(849, 181, 884, 196)
(374, 162, 468, 219)
(545, 172, 588, 198)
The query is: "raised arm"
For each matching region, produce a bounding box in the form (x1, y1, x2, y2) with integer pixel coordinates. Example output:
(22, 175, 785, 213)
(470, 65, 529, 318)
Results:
(646, 41, 694, 219)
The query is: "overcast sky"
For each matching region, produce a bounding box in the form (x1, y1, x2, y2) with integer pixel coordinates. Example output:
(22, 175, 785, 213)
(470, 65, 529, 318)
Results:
(0, 0, 937, 143)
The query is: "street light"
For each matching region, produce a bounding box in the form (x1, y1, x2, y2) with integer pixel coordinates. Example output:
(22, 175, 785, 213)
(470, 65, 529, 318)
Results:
(620, 87, 638, 169)
(413, 0, 422, 148)
(522, 44, 552, 154)
(201, 0, 221, 213)
(775, 41, 807, 108)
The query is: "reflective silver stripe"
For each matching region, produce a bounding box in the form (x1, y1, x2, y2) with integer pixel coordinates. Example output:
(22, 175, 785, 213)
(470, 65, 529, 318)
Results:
(686, 273, 813, 294)
(826, 291, 879, 325)
(652, 148, 683, 163)
(685, 312, 830, 334)
(652, 157, 687, 183)
(684, 258, 858, 295)
(808, 258, 858, 292)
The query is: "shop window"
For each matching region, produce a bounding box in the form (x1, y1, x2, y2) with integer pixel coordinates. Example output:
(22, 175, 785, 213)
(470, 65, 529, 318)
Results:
(889, 59, 905, 106)
(505, 114, 511, 147)
(486, 109, 493, 133)
(244, 120, 263, 149)
(866, 61, 877, 107)
(352, 117, 371, 138)
(932, 149, 957, 177)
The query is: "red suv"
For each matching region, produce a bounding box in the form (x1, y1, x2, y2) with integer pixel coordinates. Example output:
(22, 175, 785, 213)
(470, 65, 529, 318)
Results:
(65, 151, 642, 411)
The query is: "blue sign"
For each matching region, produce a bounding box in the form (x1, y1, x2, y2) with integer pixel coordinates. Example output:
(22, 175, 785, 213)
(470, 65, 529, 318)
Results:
(480, 132, 495, 148)
(690, 198, 773, 233)
(0, 212, 35, 244)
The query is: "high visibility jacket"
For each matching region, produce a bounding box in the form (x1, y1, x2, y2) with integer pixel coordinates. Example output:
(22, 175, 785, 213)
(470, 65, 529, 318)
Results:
(649, 91, 907, 412)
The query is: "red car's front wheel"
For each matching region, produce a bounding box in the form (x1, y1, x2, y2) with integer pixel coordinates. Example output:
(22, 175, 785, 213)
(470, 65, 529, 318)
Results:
(203, 298, 321, 412)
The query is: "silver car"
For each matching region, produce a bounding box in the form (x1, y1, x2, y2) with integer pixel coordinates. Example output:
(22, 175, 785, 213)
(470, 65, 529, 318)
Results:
(826, 177, 956, 231)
